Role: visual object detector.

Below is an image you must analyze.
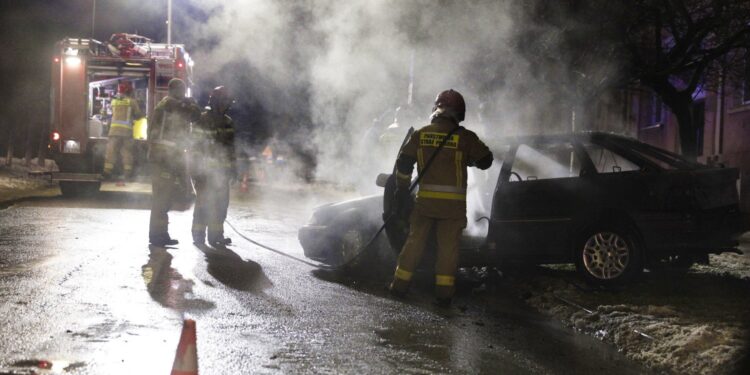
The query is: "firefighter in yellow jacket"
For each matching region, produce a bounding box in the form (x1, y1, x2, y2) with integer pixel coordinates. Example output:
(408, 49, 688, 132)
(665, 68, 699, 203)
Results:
(191, 86, 236, 247)
(389, 89, 493, 307)
(148, 78, 202, 247)
(104, 81, 144, 178)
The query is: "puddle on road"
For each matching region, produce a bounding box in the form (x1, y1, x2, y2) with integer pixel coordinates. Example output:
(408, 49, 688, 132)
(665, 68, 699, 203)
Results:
(374, 323, 451, 373)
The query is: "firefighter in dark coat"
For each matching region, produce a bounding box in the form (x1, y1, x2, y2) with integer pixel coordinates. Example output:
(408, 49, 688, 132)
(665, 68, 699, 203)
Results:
(190, 86, 236, 247)
(148, 78, 202, 247)
(389, 89, 493, 307)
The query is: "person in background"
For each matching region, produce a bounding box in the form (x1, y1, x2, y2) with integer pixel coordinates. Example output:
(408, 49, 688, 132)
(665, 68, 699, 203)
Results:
(104, 81, 143, 179)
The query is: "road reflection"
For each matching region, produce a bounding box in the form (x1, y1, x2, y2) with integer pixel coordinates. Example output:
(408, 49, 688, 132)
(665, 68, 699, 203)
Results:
(141, 246, 215, 311)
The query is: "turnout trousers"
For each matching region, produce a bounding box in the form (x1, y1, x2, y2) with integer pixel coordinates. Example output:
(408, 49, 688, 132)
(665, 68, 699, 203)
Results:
(191, 170, 230, 243)
(390, 210, 466, 299)
(104, 135, 134, 176)
(149, 155, 191, 242)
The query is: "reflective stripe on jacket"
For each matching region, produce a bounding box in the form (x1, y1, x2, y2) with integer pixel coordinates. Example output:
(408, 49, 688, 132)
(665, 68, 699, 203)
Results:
(111, 98, 134, 129)
(397, 116, 492, 219)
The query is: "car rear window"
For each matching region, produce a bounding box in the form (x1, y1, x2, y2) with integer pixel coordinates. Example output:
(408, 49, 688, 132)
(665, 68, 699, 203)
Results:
(581, 143, 640, 173)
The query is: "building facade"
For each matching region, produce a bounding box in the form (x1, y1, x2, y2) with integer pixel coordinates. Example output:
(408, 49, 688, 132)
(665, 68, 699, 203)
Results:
(611, 70, 750, 212)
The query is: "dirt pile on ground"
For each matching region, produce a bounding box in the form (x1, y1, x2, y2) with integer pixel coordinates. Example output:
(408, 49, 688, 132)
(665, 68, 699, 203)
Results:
(0, 158, 56, 201)
(507, 255, 750, 375)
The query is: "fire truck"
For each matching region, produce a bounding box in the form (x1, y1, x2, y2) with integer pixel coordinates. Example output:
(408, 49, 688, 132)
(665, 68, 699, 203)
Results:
(49, 33, 194, 196)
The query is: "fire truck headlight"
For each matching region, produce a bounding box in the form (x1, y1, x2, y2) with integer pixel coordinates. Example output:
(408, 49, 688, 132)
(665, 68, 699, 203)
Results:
(64, 56, 81, 67)
(63, 140, 81, 154)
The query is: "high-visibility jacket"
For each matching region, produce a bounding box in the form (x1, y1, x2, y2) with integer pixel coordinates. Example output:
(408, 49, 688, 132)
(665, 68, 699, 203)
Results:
(109, 96, 143, 137)
(396, 116, 493, 219)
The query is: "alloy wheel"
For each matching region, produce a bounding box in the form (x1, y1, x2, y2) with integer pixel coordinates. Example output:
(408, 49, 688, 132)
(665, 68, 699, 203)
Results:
(582, 232, 630, 280)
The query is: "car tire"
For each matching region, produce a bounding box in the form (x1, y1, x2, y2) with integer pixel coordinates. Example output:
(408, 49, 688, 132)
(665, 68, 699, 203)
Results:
(574, 223, 643, 287)
(334, 217, 394, 278)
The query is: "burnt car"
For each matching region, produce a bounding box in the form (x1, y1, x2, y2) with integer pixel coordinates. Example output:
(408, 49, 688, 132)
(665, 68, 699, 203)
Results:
(299, 131, 745, 286)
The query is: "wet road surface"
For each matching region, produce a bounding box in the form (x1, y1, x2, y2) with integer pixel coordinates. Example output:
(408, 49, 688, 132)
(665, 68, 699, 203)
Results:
(0, 185, 652, 374)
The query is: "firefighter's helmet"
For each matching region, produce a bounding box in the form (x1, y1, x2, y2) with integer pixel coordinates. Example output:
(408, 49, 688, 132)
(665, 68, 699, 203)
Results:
(168, 78, 187, 99)
(117, 81, 133, 95)
(208, 86, 234, 113)
(433, 89, 466, 122)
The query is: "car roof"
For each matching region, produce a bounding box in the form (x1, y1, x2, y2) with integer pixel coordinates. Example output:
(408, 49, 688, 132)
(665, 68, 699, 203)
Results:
(486, 131, 703, 170)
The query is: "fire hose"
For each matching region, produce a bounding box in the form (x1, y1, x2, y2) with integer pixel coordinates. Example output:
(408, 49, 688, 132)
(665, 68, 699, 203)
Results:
(225, 125, 463, 271)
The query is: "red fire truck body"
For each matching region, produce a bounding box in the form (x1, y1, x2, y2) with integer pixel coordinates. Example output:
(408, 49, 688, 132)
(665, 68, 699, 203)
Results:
(49, 34, 194, 196)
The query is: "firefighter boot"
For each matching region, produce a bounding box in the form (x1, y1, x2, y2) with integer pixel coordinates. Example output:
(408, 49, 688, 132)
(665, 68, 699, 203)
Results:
(208, 236, 232, 247)
(149, 235, 179, 247)
(192, 230, 205, 245)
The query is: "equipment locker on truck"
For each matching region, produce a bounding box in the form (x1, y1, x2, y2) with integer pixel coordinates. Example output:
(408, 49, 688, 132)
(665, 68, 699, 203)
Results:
(48, 33, 194, 196)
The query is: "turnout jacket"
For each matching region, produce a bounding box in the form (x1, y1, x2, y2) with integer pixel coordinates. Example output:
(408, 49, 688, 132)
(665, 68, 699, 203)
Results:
(396, 116, 493, 219)
(148, 96, 201, 162)
(191, 109, 236, 174)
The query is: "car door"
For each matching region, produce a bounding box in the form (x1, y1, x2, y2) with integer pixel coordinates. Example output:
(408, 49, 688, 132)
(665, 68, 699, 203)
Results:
(489, 139, 594, 262)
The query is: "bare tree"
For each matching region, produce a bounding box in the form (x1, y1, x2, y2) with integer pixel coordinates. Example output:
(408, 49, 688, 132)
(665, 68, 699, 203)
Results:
(615, 0, 750, 158)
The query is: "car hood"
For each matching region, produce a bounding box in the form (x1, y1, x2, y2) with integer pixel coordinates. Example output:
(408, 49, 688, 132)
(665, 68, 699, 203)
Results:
(309, 194, 383, 225)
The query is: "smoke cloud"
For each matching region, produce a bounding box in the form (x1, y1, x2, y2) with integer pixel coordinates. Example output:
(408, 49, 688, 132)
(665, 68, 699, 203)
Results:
(175, 0, 616, 191)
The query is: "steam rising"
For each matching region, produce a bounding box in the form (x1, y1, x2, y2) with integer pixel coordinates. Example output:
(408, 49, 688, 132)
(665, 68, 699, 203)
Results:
(179, 0, 604, 190)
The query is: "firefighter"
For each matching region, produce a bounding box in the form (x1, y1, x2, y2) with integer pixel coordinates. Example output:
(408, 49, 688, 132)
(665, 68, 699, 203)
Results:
(104, 81, 143, 178)
(191, 86, 236, 246)
(148, 78, 202, 247)
(389, 89, 493, 307)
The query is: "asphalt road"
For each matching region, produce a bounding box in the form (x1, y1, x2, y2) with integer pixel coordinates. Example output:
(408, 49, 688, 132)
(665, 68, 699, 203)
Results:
(0, 184, 651, 374)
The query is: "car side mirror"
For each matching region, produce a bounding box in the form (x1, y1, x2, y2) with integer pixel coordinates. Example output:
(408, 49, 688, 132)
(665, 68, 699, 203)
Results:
(376, 173, 391, 187)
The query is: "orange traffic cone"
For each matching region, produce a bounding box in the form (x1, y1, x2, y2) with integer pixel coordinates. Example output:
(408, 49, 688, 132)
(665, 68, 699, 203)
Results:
(171, 319, 198, 375)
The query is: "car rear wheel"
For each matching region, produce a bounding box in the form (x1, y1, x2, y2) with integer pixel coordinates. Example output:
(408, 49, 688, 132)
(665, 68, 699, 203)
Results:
(575, 226, 643, 287)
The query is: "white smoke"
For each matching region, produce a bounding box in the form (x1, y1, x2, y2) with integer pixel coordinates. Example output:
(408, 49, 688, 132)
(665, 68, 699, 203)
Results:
(172, 0, 621, 235)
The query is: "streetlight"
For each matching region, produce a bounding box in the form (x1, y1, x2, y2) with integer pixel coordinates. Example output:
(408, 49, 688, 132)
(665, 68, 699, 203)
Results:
(91, 0, 96, 37)
(167, 0, 172, 45)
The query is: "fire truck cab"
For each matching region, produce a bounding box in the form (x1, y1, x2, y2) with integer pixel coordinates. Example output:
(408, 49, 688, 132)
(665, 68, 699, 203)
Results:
(49, 34, 194, 196)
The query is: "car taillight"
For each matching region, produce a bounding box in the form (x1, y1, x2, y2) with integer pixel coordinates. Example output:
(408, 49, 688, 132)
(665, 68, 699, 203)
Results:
(51, 131, 61, 141)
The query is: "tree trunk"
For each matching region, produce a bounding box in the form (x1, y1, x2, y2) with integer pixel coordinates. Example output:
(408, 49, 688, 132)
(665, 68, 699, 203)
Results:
(37, 122, 48, 167)
(24, 124, 33, 166)
(673, 104, 698, 160)
(5, 125, 13, 166)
